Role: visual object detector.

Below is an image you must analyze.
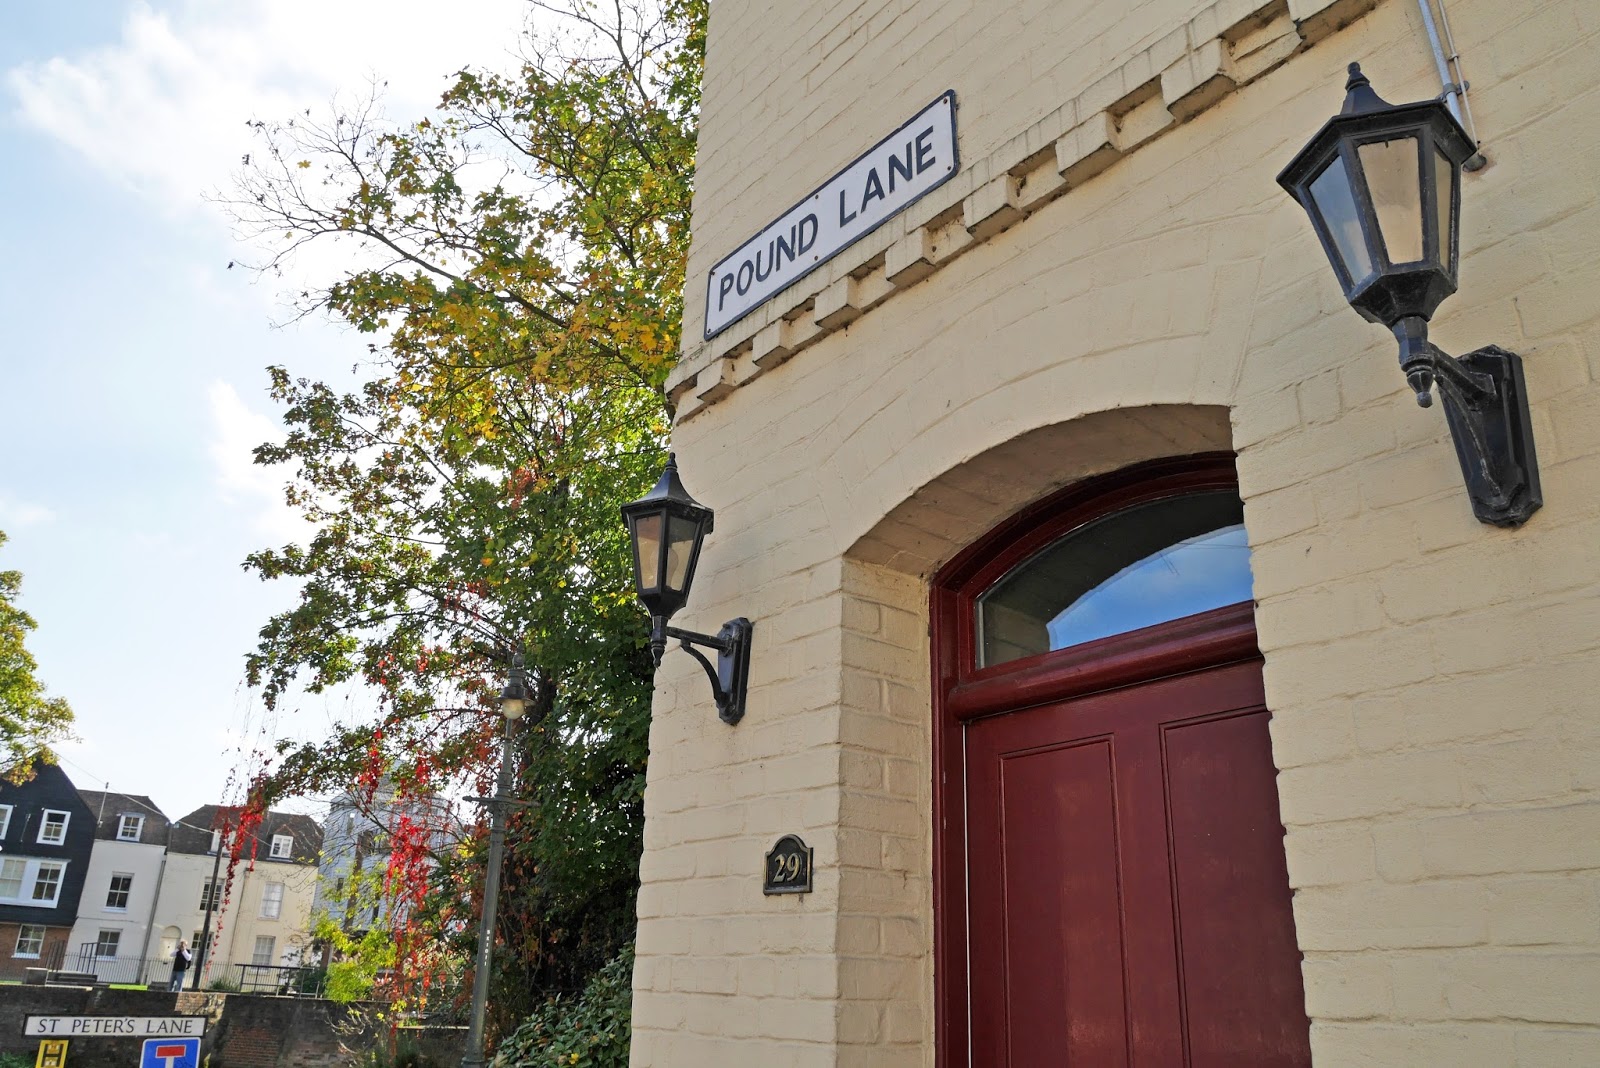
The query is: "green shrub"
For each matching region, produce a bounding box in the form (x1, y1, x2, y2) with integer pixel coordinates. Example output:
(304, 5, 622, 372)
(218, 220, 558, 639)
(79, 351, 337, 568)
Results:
(206, 975, 242, 993)
(313, 917, 396, 1002)
(350, 1033, 440, 1068)
(286, 966, 329, 996)
(1, 1052, 34, 1068)
(493, 943, 633, 1068)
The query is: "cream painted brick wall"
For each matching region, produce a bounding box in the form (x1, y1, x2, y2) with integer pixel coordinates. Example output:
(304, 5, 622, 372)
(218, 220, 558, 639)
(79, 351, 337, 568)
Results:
(683, 0, 1306, 351)
(632, 0, 1600, 1063)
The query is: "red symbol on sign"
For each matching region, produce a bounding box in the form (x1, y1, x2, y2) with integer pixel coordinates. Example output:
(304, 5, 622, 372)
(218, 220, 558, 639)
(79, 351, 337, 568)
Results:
(141, 1036, 198, 1068)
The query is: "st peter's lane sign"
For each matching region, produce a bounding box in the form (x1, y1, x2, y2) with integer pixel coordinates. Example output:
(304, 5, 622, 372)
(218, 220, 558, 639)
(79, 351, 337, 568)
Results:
(23, 1016, 207, 1038)
(704, 91, 958, 339)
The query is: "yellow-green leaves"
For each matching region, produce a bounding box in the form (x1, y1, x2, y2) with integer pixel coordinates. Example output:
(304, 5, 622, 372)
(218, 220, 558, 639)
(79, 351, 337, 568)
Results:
(227, 0, 707, 1042)
(0, 530, 76, 780)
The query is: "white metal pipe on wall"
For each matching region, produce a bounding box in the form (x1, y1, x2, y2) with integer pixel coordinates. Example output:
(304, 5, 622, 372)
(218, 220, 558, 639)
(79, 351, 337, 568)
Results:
(1418, 0, 1487, 168)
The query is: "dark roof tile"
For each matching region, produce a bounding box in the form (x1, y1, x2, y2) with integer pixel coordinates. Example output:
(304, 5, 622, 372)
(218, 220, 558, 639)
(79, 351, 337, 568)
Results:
(74, 790, 170, 846)
(170, 805, 322, 864)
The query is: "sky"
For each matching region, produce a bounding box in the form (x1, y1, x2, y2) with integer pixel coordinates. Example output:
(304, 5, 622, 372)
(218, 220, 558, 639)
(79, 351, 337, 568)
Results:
(0, 0, 529, 823)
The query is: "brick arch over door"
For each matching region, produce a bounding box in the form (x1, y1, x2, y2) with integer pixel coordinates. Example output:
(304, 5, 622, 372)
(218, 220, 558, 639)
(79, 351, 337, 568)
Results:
(846, 404, 1234, 579)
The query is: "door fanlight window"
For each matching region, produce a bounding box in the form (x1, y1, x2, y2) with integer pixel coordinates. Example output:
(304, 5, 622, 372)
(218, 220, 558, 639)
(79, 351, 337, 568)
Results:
(975, 490, 1252, 668)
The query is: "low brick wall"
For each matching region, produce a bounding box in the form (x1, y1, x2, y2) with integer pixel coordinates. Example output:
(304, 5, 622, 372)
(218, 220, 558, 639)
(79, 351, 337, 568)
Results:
(0, 988, 218, 1068)
(0, 924, 71, 982)
(202, 994, 465, 1068)
(0, 986, 465, 1068)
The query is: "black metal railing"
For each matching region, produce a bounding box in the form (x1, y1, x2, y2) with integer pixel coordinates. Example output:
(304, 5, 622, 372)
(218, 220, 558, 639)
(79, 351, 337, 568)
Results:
(234, 962, 326, 996)
(66, 944, 175, 986)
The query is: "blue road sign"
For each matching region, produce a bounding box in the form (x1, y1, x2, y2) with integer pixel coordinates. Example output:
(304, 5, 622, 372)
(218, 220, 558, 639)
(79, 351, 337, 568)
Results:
(140, 1038, 199, 1068)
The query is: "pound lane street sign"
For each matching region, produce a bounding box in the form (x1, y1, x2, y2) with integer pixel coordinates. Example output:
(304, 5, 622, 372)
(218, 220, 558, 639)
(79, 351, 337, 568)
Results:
(23, 1017, 206, 1039)
(704, 91, 959, 339)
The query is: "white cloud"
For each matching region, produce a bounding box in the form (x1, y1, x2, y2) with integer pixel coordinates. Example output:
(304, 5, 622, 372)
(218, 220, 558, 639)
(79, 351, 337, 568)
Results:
(206, 378, 302, 542)
(5, 0, 529, 214)
(0, 494, 57, 528)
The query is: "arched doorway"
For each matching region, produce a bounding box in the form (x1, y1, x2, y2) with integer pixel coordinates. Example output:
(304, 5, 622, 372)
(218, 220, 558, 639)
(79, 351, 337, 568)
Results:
(158, 926, 182, 961)
(931, 454, 1310, 1066)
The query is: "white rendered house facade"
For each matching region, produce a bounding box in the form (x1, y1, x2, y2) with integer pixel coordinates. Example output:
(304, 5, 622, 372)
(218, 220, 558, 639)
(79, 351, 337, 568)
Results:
(147, 805, 322, 986)
(63, 790, 170, 983)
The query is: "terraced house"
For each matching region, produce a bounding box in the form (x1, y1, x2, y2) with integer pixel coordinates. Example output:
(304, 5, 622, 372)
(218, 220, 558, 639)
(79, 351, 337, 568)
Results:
(0, 764, 93, 981)
(627, 0, 1600, 1063)
(147, 805, 322, 988)
(63, 789, 171, 984)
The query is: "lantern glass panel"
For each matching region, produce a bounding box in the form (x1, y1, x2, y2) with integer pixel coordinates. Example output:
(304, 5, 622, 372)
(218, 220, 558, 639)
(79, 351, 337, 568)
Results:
(1433, 146, 1455, 266)
(665, 514, 701, 593)
(1357, 136, 1424, 264)
(1309, 154, 1373, 284)
(633, 513, 663, 592)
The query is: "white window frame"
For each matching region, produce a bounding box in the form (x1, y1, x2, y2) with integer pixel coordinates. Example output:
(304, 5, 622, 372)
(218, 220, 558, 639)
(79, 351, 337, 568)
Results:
(13, 924, 45, 959)
(106, 872, 134, 911)
(0, 857, 23, 900)
(94, 930, 120, 959)
(200, 878, 222, 911)
(0, 804, 12, 839)
(251, 934, 276, 966)
(37, 809, 70, 845)
(270, 834, 294, 859)
(260, 881, 284, 920)
(26, 860, 65, 906)
(0, 858, 67, 908)
(210, 829, 222, 854)
(116, 814, 144, 841)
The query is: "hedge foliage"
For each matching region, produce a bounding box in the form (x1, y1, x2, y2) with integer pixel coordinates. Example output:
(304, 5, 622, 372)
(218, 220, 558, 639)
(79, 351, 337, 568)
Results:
(494, 943, 633, 1068)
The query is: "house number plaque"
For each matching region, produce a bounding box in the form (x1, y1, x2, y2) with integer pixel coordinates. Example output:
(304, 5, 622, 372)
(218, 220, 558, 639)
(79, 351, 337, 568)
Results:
(763, 834, 814, 895)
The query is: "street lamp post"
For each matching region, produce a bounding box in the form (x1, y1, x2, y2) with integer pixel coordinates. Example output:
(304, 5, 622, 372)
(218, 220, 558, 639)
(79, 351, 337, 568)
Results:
(461, 655, 530, 1068)
(192, 830, 225, 991)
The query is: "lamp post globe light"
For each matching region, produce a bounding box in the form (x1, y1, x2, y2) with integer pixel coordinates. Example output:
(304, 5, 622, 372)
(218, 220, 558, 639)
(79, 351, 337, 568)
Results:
(460, 655, 531, 1068)
(621, 454, 753, 725)
(1278, 63, 1541, 528)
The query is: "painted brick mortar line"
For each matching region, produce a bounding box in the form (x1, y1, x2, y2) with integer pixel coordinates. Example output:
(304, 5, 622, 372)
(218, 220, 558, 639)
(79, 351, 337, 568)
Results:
(669, 0, 1381, 421)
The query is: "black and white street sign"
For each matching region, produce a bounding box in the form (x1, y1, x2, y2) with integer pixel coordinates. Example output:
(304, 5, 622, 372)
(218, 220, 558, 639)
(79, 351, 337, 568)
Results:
(704, 91, 958, 338)
(23, 1017, 206, 1039)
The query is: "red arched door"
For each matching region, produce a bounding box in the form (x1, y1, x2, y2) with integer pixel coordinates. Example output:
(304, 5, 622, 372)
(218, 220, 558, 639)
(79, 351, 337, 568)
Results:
(931, 455, 1310, 1067)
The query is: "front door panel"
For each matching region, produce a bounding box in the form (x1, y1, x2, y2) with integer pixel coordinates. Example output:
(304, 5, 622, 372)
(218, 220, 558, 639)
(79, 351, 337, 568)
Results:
(989, 737, 1129, 1065)
(1164, 709, 1311, 1066)
(964, 660, 1310, 1066)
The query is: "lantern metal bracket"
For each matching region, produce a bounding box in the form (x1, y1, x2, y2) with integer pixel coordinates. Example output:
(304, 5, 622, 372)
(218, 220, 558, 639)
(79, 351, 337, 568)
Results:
(1401, 333, 1542, 527)
(658, 617, 754, 725)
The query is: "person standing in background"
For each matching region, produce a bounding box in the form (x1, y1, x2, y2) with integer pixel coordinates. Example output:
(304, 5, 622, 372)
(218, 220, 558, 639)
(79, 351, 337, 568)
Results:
(169, 939, 192, 992)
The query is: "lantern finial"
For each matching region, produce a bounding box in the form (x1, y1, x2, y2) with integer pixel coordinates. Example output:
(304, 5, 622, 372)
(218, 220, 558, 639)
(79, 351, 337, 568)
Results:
(1340, 62, 1393, 116)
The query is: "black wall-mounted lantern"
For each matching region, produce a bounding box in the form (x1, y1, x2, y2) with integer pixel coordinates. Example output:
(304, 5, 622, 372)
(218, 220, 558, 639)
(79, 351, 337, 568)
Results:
(1278, 63, 1541, 527)
(621, 453, 753, 724)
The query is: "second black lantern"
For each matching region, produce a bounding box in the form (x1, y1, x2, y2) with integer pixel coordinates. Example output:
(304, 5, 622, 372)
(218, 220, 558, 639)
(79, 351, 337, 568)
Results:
(1278, 63, 1540, 527)
(621, 454, 753, 724)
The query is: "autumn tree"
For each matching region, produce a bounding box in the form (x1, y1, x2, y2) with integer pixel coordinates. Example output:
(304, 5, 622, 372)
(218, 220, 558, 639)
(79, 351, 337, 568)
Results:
(223, 0, 705, 1037)
(0, 530, 75, 780)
